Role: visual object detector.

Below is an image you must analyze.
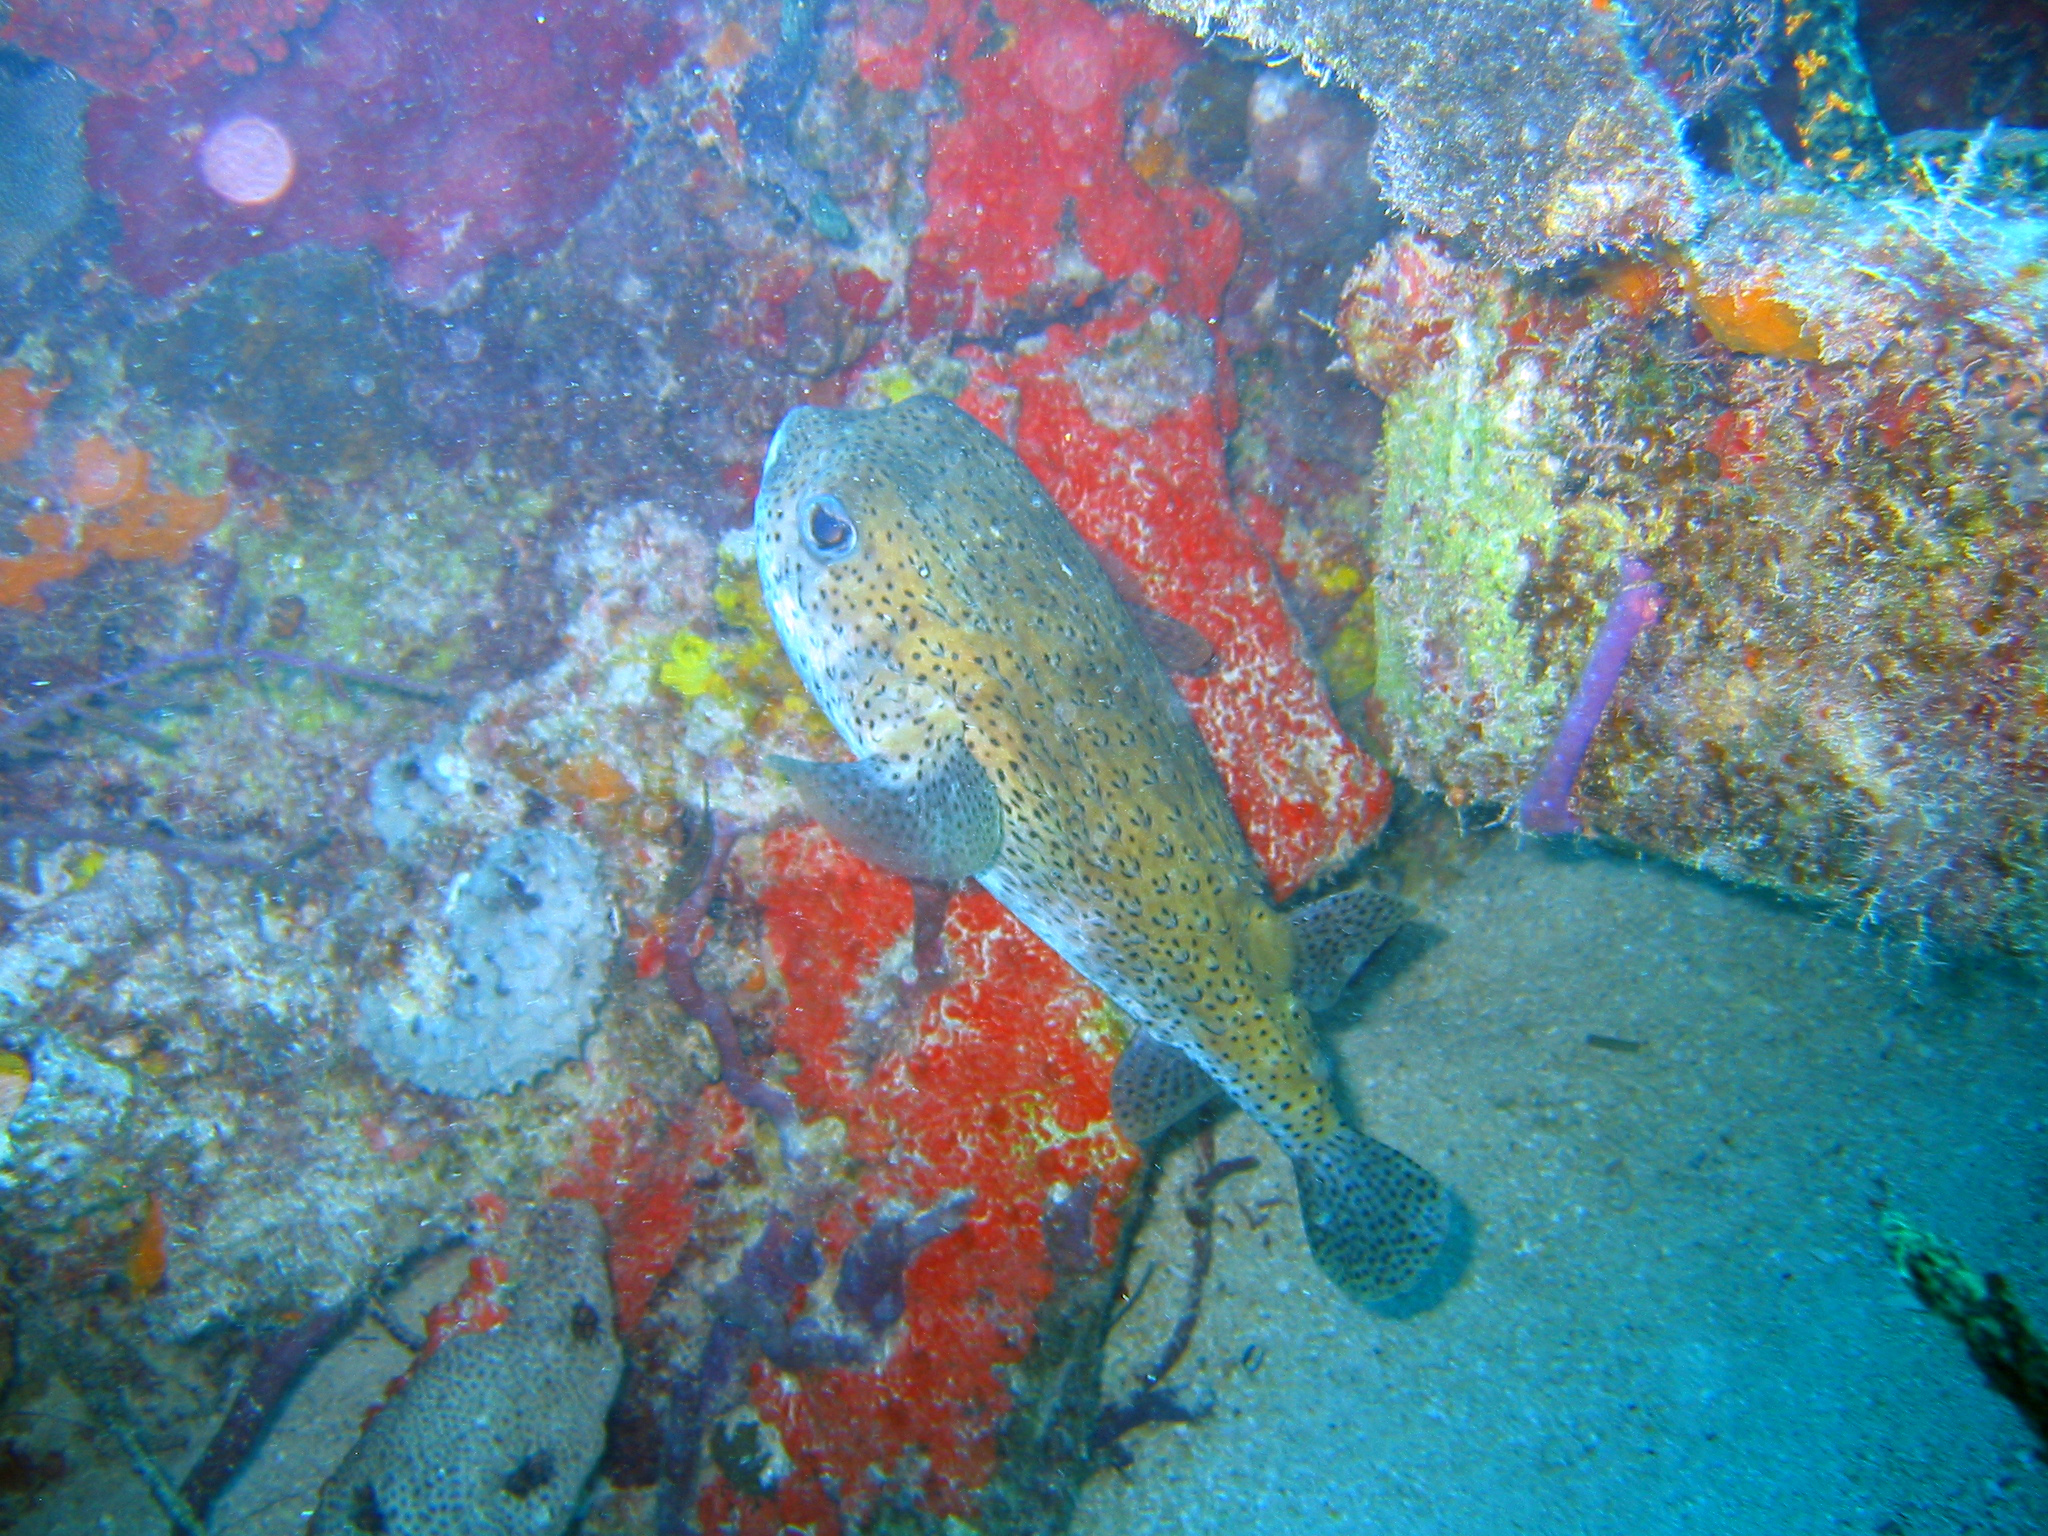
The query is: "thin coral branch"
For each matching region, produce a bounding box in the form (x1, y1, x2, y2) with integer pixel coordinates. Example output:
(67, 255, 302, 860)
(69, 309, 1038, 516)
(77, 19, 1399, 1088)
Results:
(663, 807, 806, 1165)
(0, 643, 451, 754)
(834, 1189, 974, 1333)
(0, 817, 334, 889)
(54, 1336, 207, 1536)
(1143, 1145, 1255, 1390)
(1093, 1135, 1255, 1463)
(1042, 1175, 1103, 1275)
(178, 1301, 361, 1518)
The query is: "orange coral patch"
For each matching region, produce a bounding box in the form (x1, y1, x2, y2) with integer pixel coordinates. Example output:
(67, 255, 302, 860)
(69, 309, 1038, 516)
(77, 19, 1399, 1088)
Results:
(126, 1192, 169, 1294)
(2, 439, 229, 610)
(0, 550, 90, 612)
(420, 1253, 514, 1352)
(731, 827, 1143, 1530)
(69, 435, 149, 509)
(1596, 258, 1677, 320)
(555, 756, 637, 804)
(551, 1089, 750, 1333)
(701, 18, 765, 72)
(80, 485, 229, 562)
(0, 368, 60, 463)
(1694, 281, 1824, 362)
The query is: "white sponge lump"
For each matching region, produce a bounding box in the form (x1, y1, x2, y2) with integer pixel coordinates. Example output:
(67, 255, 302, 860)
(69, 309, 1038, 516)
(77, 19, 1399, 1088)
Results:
(356, 827, 613, 1098)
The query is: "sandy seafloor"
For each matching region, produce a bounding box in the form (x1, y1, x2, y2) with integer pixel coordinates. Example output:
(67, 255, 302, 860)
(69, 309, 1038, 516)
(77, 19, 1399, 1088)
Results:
(1071, 834, 2048, 1536)
(38, 831, 2046, 1535)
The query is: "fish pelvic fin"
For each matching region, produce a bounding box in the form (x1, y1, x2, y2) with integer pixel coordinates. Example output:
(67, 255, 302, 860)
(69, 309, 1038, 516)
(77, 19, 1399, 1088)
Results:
(1110, 1028, 1223, 1144)
(769, 739, 1001, 886)
(1294, 1127, 1450, 1301)
(1289, 886, 1414, 1014)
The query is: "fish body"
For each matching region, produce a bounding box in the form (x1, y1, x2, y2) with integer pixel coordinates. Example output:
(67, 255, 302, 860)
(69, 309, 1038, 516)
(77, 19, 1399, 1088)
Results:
(754, 394, 1448, 1299)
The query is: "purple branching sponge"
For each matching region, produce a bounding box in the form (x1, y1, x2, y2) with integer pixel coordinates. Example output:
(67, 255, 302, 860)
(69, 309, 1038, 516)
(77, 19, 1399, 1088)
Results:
(834, 1189, 975, 1333)
(664, 810, 807, 1162)
(1518, 554, 1667, 836)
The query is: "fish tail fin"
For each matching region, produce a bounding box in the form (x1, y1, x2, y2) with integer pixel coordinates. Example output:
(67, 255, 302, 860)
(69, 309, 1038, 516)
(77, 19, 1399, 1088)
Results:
(1293, 1128, 1451, 1301)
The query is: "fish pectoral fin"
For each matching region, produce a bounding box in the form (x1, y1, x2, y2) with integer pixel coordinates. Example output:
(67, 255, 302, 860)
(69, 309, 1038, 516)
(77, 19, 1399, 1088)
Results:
(1288, 885, 1414, 1014)
(1089, 537, 1216, 676)
(768, 742, 1002, 886)
(1110, 1029, 1223, 1144)
(1125, 601, 1215, 676)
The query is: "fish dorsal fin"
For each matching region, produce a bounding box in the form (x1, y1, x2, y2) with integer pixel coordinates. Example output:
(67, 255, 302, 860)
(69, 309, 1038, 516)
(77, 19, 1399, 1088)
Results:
(768, 739, 1002, 886)
(1090, 540, 1216, 676)
(1111, 1028, 1222, 1144)
(1289, 886, 1413, 1014)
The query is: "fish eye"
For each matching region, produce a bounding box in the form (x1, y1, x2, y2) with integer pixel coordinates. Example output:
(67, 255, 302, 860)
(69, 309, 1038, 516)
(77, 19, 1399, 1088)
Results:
(802, 493, 856, 562)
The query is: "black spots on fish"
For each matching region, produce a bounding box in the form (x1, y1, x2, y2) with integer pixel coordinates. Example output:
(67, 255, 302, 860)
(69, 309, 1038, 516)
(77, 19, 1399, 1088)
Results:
(503, 1448, 558, 1499)
(349, 1482, 387, 1534)
(570, 1298, 601, 1343)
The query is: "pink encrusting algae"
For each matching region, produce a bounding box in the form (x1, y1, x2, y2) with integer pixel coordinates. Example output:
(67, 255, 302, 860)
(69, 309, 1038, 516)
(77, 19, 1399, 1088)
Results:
(81, 0, 681, 303)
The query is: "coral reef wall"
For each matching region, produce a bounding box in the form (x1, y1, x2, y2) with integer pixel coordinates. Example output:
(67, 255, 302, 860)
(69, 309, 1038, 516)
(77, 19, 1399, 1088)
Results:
(0, 0, 1401, 1530)
(7, 0, 2044, 1531)
(1342, 183, 2048, 954)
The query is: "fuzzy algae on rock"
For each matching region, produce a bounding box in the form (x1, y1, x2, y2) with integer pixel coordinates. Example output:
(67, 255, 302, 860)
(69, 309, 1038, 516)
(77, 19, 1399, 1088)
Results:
(1882, 1211, 2048, 1447)
(1133, 0, 1699, 267)
(1338, 174, 2048, 955)
(1358, 240, 1629, 798)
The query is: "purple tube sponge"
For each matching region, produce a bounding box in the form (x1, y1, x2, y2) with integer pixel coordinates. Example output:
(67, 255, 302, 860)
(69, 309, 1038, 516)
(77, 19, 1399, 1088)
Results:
(834, 1189, 975, 1334)
(1518, 554, 1667, 836)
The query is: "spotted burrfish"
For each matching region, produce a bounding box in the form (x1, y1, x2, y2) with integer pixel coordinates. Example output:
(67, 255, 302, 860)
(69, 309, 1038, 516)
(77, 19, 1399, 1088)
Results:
(753, 393, 1450, 1300)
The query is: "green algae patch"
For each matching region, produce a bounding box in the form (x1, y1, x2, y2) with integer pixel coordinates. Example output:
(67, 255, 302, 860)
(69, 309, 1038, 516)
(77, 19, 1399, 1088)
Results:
(1373, 344, 1623, 800)
(227, 453, 550, 730)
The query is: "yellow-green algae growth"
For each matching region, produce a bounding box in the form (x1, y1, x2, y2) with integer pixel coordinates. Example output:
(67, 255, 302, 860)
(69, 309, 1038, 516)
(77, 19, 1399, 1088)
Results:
(1370, 294, 1625, 801)
(656, 540, 833, 752)
(226, 453, 552, 731)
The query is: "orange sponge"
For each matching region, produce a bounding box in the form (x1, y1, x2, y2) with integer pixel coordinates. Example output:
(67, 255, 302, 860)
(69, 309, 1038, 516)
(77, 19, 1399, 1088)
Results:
(0, 436, 228, 611)
(1693, 276, 1825, 362)
(0, 368, 60, 464)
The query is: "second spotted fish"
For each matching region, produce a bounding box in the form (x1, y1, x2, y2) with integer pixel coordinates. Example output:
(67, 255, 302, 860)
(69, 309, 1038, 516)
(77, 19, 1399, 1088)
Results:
(753, 393, 1450, 1300)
